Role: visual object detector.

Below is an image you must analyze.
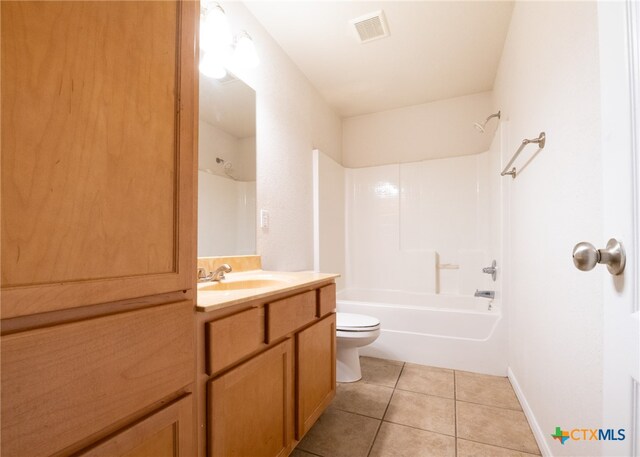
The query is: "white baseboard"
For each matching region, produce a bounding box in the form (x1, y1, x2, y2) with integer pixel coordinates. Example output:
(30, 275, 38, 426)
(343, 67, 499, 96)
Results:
(508, 367, 553, 457)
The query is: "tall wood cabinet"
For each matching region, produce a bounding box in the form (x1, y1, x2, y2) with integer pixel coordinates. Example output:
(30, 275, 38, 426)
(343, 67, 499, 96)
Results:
(1, 1, 198, 456)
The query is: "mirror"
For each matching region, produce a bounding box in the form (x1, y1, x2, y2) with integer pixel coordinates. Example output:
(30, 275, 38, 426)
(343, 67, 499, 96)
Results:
(198, 73, 256, 257)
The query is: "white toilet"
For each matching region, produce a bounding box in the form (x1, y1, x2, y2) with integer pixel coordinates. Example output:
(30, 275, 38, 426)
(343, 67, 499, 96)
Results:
(336, 312, 381, 382)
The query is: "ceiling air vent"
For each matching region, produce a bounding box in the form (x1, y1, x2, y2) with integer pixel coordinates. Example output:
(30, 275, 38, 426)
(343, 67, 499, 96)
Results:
(351, 10, 390, 43)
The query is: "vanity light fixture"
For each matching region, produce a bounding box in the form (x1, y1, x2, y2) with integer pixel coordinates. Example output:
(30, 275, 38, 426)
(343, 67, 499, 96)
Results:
(232, 31, 259, 69)
(199, 2, 259, 80)
(200, 1, 232, 52)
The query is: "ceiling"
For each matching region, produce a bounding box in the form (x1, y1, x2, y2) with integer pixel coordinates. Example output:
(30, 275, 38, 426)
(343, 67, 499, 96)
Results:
(244, 1, 514, 118)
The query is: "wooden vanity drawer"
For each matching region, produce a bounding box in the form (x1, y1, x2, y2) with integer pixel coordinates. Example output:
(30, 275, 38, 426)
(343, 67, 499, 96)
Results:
(267, 291, 316, 343)
(207, 307, 266, 375)
(317, 284, 336, 317)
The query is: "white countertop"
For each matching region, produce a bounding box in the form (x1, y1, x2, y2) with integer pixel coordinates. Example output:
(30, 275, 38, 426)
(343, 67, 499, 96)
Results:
(196, 269, 339, 312)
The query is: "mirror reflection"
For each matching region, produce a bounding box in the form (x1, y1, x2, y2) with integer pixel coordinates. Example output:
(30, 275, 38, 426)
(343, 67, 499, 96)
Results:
(198, 73, 256, 257)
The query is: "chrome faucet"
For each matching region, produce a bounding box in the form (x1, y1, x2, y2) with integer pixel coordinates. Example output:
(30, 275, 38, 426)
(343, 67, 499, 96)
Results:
(210, 264, 232, 281)
(197, 267, 212, 283)
(482, 260, 497, 281)
(474, 289, 495, 299)
(197, 264, 233, 282)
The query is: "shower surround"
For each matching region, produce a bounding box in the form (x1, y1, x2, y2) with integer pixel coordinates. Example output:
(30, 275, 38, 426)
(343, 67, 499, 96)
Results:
(345, 152, 495, 296)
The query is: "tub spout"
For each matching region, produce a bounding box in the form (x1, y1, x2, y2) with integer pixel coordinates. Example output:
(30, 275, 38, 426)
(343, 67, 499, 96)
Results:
(474, 289, 495, 299)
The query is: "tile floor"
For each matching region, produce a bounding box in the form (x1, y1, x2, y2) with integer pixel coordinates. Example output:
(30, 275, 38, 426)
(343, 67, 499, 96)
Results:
(292, 357, 540, 457)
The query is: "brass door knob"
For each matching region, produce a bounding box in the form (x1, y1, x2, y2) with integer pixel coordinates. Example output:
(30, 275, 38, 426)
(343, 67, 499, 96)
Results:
(572, 239, 626, 276)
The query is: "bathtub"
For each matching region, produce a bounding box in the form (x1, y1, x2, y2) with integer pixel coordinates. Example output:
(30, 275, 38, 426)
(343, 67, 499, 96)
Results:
(337, 288, 507, 375)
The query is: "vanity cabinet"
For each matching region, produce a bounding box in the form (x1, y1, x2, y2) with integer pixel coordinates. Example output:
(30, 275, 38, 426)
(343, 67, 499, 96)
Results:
(199, 282, 337, 457)
(1, 1, 198, 456)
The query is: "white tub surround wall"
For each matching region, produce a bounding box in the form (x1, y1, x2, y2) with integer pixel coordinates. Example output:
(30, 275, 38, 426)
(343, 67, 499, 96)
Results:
(198, 172, 256, 256)
(342, 91, 495, 168)
(313, 150, 345, 290)
(219, 2, 342, 271)
(493, 2, 603, 456)
(345, 154, 494, 295)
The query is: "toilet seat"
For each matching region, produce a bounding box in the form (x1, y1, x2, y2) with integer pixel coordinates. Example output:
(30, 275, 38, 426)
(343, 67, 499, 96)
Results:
(337, 312, 380, 332)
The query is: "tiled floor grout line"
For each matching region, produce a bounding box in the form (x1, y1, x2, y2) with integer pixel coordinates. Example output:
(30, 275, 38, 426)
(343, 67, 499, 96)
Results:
(329, 406, 387, 422)
(456, 436, 543, 456)
(365, 361, 406, 457)
(393, 386, 456, 401)
(453, 370, 458, 457)
(380, 418, 456, 438)
(454, 398, 524, 412)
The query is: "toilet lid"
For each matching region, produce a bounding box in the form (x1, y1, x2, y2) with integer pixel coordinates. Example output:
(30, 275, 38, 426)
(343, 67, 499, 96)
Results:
(337, 312, 380, 330)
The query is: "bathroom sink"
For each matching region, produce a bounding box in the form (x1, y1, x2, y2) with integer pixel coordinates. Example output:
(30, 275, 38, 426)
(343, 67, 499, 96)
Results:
(199, 278, 286, 291)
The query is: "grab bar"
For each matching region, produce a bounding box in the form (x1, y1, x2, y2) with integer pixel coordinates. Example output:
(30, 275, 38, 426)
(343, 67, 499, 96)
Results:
(501, 132, 546, 179)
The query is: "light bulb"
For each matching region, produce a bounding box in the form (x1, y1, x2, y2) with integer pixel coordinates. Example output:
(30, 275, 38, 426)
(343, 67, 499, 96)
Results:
(233, 32, 259, 69)
(199, 52, 227, 79)
(200, 4, 232, 52)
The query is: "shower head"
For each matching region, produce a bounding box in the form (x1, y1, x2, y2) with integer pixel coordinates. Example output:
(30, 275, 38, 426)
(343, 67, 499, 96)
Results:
(474, 110, 501, 133)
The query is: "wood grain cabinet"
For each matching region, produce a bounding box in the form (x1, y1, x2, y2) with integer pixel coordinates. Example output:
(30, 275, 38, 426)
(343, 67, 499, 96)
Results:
(297, 313, 337, 438)
(1, 1, 198, 456)
(199, 283, 337, 457)
(78, 395, 194, 457)
(209, 340, 295, 457)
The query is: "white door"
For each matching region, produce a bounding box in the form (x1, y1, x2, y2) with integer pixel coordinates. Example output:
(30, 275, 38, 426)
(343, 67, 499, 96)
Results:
(598, 1, 640, 456)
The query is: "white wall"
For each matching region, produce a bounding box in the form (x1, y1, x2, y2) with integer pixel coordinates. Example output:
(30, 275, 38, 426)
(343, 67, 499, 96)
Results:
(313, 149, 345, 290)
(345, 153, 494, 295)
(493, 2, 603, 456)
(342, 91, 494, 168)
(221, 2, 342, 271)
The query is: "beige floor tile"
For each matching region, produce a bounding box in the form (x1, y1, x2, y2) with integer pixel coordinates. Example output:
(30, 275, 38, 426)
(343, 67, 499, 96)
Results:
(455, 371, 521, 410)
(290, 449, 321, 457)
(332, 381, 394, 419)
(360, 356, 404, 387)
(384, 390, 455, 436)
(457, 439, 541, 456)
(457, 402, 540, 454)
(297, 408, 380, 457)
(396, 363, 454, 398)
(369, 422, 455, 457)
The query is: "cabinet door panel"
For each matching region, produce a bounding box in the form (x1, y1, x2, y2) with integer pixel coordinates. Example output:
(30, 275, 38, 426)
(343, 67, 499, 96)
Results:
(209, 340, 294, 457)
(296, 313, 336, 439)
(0, 0, 196, 318)
(79, 395, 194, 457)
(0, 302, 194, 457)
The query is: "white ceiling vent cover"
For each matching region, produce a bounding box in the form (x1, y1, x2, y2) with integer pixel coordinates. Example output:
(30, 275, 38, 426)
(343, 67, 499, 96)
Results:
(351, 10, 389, 43)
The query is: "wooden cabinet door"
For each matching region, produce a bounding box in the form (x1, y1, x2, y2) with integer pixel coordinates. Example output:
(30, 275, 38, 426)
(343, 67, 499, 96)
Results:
(209, 340, 294, 457)
(0, 0, 197, 318)
(78, 395, 194, 457)
(296, 313, 336, 439)
(1, 302, 194, 457)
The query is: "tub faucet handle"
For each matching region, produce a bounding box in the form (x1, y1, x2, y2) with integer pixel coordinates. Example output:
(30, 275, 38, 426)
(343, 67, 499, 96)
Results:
(482, 260, 497, 281)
